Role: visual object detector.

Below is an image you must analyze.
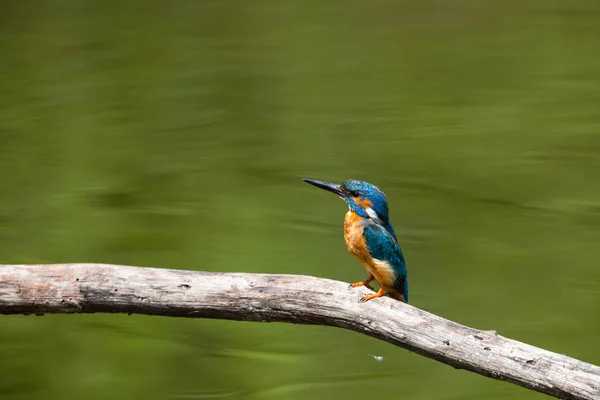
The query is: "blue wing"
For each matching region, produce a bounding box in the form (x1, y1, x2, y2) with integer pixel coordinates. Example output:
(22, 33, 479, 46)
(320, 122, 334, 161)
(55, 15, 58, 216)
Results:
(363, 221, 408, 302)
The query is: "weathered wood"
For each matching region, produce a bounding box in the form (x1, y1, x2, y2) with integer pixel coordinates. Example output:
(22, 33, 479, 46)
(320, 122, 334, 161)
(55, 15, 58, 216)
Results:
(0, 263, 598, 399)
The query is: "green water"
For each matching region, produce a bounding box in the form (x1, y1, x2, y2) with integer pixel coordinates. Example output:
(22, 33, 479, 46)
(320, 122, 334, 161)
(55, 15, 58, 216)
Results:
(1, 1, 600, 399)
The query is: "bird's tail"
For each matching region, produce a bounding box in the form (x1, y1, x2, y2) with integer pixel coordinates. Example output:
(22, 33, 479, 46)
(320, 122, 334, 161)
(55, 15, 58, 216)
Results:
(390, 275, 408, 303)
(388, 288, 407, 303)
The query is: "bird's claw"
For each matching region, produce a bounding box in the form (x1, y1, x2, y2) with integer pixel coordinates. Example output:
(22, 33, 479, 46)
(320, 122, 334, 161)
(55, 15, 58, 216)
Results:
(359, 295, 375, 303)
(350, 280, 377, 302)
(359, 289, 385, 303)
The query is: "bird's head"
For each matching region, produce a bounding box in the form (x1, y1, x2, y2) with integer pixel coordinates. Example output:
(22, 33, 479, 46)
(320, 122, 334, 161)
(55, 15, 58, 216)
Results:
(303, 178, 390, 223)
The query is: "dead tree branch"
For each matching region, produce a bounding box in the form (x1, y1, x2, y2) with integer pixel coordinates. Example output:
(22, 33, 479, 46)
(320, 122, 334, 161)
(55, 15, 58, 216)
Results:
(0, 263, 598, 399)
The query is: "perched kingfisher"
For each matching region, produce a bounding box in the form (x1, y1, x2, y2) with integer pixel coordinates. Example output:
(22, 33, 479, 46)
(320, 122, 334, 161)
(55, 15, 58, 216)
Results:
(303, 178, 408, 303)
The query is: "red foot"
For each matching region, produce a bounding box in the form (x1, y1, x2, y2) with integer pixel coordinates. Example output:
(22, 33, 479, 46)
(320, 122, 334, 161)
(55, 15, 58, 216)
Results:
(350, 281, 374, 290)
(349, 276, 374, 290)
(360, 288, 385, 303)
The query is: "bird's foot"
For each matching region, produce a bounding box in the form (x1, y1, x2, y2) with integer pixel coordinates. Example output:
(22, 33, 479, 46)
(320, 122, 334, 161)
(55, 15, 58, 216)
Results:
(349, 280, 374, 290)
(359, 288, 385, 303)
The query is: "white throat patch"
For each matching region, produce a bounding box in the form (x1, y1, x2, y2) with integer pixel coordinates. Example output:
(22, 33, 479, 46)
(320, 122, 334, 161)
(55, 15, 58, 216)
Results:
(365, 207, 380, 220)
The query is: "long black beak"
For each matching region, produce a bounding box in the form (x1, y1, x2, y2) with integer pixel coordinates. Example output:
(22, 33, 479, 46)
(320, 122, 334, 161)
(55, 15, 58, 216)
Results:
(302, 178, 345, 198)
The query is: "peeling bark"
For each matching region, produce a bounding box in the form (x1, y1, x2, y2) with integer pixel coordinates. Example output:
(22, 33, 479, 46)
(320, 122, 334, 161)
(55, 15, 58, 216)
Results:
(0, 263, 599, 400)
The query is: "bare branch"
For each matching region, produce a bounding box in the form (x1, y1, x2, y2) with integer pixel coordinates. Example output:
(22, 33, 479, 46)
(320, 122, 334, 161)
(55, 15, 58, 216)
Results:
(1, 263, 598, 399)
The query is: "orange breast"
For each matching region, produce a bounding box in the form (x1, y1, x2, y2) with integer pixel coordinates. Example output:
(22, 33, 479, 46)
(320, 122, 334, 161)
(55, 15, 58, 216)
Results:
(343, 211, 398, 290)
(344, 211, 371, 265)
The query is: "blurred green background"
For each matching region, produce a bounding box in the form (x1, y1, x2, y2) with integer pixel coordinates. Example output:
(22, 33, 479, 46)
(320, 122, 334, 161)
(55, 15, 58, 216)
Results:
(1, 0, 600, 399)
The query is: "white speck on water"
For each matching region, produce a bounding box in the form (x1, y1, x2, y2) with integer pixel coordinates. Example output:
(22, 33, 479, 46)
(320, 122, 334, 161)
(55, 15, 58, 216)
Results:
(369, 354, 384, 362)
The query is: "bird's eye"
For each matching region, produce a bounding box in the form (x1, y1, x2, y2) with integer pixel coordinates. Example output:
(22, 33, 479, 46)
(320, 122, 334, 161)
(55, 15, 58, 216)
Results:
(350, 190, 360, 197)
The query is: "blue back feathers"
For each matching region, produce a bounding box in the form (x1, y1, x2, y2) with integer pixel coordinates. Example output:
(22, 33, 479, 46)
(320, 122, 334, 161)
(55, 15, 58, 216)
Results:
(363, 222, 408, 301)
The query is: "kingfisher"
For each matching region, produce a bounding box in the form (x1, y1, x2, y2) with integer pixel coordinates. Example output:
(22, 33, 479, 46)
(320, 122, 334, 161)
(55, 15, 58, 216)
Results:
(303, 178, 408, 303)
